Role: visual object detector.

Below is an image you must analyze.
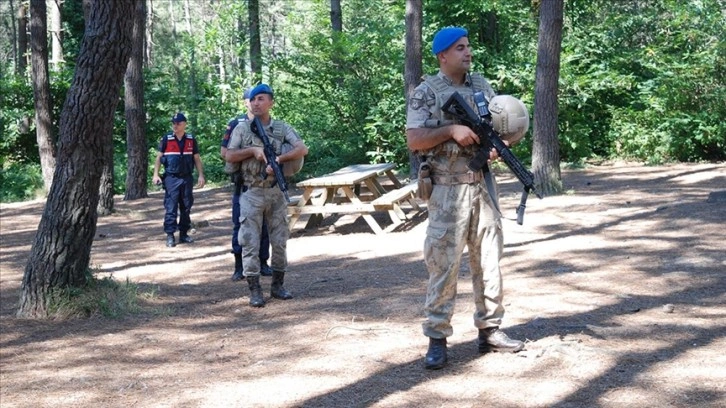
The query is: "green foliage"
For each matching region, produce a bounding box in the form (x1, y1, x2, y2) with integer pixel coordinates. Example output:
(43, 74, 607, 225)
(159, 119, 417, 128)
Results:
(558, 0, 725, 163)
(0, 161, 43, 202)
(1, 0, 724, 203)
(272, 0, 409, 176)
(0, 74, 36, 164)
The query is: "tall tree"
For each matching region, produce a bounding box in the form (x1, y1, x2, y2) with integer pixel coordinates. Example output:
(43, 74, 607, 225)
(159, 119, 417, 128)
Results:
(124, 0, 148, 200)
(17, 0, 135, 318)
(249, 0, 261, 80)
(30, 0, 56, 192)
(16, 1, 28, 75)
(531, 0, 564, 196)
(235, 10, 247, 75)
(48, 0, 63, 70)
(329, 0, 343, 86)
(144, 0, 152, 67)
(404, 0, 423, 178)
(97, 151, 114, 215)
(330, 0, 342, 32)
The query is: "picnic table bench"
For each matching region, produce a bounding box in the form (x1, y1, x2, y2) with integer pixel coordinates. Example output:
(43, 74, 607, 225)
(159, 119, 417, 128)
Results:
(287, 163, 422, 234)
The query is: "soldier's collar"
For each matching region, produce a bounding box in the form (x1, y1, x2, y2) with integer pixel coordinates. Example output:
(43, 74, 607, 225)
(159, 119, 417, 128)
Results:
(437, 71, 472, 86)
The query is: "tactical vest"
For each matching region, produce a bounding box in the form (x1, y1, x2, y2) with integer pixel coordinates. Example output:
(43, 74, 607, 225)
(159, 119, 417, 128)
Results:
(423, 73, 492, 124)
(235, 120, 289, 187)
(160, 133, 195, 176)
(419, 73, 495, 176)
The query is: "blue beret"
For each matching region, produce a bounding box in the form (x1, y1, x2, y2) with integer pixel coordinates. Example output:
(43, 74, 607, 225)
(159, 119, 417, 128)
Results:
(243, 87, 252, 99)
(249, 83, 274, 100)
(432, 26, 468, 55)
(171, 112, 187, 123)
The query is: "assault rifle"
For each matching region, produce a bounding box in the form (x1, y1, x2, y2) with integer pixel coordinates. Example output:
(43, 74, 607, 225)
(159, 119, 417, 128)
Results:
(441, 91, 541, 225)
(250, 117, 291, 202)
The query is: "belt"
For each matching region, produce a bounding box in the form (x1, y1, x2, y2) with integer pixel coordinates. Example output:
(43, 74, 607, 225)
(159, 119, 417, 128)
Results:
(247, 182, 277, 189)
(166, 173, 190, 178)
(431, 171, 483, 185)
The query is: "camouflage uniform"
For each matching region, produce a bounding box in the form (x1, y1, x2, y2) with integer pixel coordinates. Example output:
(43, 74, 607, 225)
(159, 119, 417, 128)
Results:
(406, 70, 506, 339)
(227, 119, 302, 277)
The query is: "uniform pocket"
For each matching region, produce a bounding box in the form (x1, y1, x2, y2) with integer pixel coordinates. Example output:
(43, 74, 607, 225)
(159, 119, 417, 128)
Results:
(426, 225, 447, 240)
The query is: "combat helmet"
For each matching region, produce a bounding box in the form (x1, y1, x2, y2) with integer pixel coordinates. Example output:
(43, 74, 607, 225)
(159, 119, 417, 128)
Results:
(488, 95, 529, 145)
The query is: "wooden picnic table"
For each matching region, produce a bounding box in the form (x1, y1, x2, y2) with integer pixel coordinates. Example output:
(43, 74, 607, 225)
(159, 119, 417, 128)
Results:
(287, 163, 421, 234)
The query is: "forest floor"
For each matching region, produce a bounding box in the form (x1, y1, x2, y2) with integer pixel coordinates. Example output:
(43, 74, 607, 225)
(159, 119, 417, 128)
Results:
(1, 161, 725, 408)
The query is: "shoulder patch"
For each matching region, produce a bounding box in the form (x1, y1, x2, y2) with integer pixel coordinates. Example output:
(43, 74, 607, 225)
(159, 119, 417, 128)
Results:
(410, 90, 426, 110)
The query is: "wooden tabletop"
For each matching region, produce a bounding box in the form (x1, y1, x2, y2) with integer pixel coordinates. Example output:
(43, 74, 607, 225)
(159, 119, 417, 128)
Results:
(295, 163, 396, 188)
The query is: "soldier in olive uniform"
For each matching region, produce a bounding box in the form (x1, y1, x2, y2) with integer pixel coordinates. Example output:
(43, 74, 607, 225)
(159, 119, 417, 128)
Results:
(406, 27, 524, 370)
(225, 84, 308, 308)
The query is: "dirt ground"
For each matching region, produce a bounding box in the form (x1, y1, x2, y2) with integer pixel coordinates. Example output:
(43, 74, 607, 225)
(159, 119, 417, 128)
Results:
(1, 162, 725, 408)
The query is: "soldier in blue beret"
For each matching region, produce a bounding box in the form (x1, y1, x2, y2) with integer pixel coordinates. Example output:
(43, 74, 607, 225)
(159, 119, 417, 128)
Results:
(221, 88, 273, 281)
(406, 27, 525, 369)
(225, 83, 308, 307)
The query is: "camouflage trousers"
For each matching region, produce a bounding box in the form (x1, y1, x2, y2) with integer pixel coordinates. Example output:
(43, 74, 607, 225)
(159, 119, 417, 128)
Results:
(422, 178, 505, 339)
(237, 186, 289, 277)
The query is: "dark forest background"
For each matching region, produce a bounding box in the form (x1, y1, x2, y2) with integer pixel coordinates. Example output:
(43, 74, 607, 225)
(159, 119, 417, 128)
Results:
(1, 0, 724, 202)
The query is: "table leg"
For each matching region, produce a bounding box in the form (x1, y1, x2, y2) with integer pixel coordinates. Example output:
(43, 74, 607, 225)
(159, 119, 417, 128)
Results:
(340, 185, 383, 234)
(288, 187, 315, 231)
(363, 178, 386, 198)
(384, 170, 404, 189)
(304, 187, 333, 229)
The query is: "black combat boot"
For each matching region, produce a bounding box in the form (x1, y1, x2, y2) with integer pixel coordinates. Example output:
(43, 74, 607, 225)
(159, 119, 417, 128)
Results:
(270, 271, 293, 300)
(247, 275, 265, 307)
(231, 253, 244, 281)
(260, 262, 273, 277)
(478, 328, 524, 353)
(424, 337, 447, 370)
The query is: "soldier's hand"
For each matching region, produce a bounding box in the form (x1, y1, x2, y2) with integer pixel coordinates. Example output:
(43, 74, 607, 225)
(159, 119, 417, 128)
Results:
(450, 125, 480, 147)
(487, 141, 509, 162)
(253, 147, 266, 162)
(196, 175, 206, 188)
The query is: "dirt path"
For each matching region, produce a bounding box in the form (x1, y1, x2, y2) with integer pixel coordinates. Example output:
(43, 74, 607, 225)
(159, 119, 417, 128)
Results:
(1, 162, 725, 408)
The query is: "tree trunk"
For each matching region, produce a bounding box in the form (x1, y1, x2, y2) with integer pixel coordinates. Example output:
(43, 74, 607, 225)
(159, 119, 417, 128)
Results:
(49, 0, 63, 70)
(249, 0, 261, 80)
(82, 0, 91, 20)
(16, 2, 28, 76)
(187, 0, 198, 118)
(404, 0, 423, 179)
(531, 0, 564, 196)
(168, 0, 182, 85)
(236, 13, 246, 75)
(97, 152, 114, 215)
(17, 0, 135, 318)
(30, 0, 56, 192)
(183, 0, 192, 35)
(330, 0, 342, 32)
(145, 0, 153, 67)
(329, 0, 343, 87)
(124, 0, 148, 201)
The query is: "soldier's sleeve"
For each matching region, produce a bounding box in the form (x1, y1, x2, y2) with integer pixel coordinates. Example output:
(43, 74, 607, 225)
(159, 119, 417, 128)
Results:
(282, 122, 302, 145)
(228, 122, 245, 150)
(189, 134, 200, 154)
(406, 83, 434, 130)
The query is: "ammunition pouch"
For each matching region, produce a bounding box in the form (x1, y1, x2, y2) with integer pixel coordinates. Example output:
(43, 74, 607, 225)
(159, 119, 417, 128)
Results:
(417, 161, 433, 201)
